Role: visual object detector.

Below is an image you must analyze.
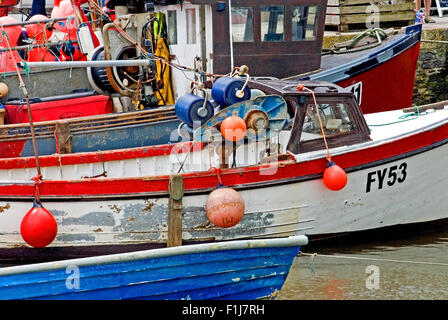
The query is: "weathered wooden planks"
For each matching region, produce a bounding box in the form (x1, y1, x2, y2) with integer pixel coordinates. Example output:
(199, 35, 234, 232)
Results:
(168, 174, 184, 247)
(326, 0, 415, 32)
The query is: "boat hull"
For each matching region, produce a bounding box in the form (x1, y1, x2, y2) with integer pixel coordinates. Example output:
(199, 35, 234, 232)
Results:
(1, 113, 448, 259)
(303, 24, 422, 114)
(0, 236, 307, 300)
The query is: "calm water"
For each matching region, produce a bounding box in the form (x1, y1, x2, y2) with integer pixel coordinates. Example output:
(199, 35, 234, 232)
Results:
(278, 229, 448, 300)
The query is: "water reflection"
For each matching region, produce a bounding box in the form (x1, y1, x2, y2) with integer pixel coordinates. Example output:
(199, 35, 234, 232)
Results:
(279, 230, 448, 300)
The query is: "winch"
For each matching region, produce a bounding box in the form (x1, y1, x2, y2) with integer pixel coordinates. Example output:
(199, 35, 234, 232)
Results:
(86, 2, 180, 109)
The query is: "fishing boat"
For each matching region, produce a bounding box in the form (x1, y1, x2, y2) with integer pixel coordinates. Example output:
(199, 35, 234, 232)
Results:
(294, 24, 422, 114)
(0, 18, 422, 159)
(0, 235, 308, 300)
(1, 77, 448, 261)
(0, 0, 421, 129)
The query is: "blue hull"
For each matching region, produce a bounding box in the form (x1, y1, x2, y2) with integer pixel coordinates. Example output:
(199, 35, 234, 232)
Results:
(0, 236, 307, 300)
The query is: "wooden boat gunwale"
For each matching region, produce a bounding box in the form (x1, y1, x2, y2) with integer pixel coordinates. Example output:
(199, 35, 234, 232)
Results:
(0, 235, 308, 276)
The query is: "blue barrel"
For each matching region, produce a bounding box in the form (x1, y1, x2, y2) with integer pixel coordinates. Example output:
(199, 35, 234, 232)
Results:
(211, 77, 251, 107)
(175, 93, 215, 127)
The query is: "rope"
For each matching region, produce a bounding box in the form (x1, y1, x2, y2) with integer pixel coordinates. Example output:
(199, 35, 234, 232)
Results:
(298, 251, 448, 267)
(209, 166, 224, 187)
(369, 106, 428, 128)
(297, 84, 332, 163)
(322, 28, 388, 55)
(32, 174, 42, 203)
(0, 24, 42, 180)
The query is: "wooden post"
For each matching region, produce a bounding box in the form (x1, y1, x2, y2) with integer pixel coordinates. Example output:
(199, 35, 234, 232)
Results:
(55, 120, 72, 154)
(168, 174, 184, 247)
(0, 107, 5, 126)
(220, 140, 229, 169)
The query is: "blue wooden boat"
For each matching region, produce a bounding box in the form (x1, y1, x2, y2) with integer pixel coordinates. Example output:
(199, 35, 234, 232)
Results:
(0, 235, 307, 300)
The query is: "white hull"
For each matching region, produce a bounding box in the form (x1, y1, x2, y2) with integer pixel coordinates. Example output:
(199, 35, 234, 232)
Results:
(0, 138, 447, 250)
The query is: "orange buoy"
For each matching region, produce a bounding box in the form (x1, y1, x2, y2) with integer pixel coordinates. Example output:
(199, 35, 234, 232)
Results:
(205, 188, 245, 228)
(26, 15, 53, 40)
(0, 16, 22, 45)
(220, 115, 247, 141)
(323, 162, 347, 191)
(0, 17, 24, 72)
(20, 201, 58, 248)
(26, 15, 56, 62)
(0, 82, 8, 98)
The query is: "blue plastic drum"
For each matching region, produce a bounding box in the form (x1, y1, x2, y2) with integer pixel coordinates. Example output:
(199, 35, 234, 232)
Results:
(175, 93, 215, 127)
(211, 77, 251, 107)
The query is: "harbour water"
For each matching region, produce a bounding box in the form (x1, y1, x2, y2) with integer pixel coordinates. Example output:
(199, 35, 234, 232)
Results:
(278, 228, 448, 300)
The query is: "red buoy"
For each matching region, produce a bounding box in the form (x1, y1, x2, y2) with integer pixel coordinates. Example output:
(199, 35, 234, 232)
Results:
(220, 115, 247, 141)
(323, 162, 347, 191)
(0, 16, 24, 72)
(20, 201, 58, 248)
(26, 15, 55, 62)
(205, 188, 245, 228)
(26, 15, 53, 41)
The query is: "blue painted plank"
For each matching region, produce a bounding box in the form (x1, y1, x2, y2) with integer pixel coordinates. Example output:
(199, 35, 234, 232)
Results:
(34, 266, 290, 300)
(71, 119, 181, 153)
(0, 246, 299, 300)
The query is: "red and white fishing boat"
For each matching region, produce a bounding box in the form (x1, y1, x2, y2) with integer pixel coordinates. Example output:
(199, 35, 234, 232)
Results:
(0, 78, 447, 261)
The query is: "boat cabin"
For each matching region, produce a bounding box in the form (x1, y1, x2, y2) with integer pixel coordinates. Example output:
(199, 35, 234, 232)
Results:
(153, 0, 327, 98)
(247, 79, 371, 156)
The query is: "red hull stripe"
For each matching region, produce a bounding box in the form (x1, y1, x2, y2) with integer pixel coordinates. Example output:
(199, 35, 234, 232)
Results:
(0, 141, 203, 170)
(1, 121, 447, 199)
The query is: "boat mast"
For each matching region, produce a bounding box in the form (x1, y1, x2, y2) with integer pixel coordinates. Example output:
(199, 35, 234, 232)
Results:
(228, 0, 234, 70)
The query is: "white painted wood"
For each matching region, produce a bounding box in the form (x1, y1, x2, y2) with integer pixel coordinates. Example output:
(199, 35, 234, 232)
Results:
(434, 0, 448, 17)
(157, 3, 206, 99)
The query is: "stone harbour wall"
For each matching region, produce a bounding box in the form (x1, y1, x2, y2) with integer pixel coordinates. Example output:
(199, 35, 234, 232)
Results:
(412, 28, 448, 106)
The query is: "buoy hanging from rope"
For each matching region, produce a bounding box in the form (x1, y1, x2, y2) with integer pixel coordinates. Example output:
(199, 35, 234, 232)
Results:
(297, 83, 348, 191)
(205, 187, 245, 228)
(323, 161, 348, 191)
(220, 115, 247, 141)
(21, 200, 58, 248)
(20, 175, 58, 248)
(0, 22, 58, 247)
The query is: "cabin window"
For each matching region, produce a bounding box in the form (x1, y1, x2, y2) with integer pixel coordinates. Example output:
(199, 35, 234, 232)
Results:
(167, 10, 178, 45)
(260, 6, 284, 42)
(301, 102, 356, 142)
(186, 8, 197, 44)
(231, 7, 254, 42)
(292, 6, 318, 41)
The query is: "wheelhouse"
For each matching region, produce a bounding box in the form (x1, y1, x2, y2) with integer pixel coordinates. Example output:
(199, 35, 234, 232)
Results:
(157, 0, 327, 97)
(248, 79, 371, 155)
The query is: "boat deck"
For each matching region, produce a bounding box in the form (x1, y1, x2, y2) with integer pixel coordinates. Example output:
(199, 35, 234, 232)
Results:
(319, 33, 405, 71)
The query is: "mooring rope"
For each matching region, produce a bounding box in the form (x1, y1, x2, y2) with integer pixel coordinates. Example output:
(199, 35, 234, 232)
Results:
(368, 106, 429, 128)
(298, 251, 448, 267)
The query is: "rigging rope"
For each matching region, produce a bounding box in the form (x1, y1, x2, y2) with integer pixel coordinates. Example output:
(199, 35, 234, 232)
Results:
(297, 84, 332, 163)
(298, 251, 448, 267)
(0, 25, 43, 200)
